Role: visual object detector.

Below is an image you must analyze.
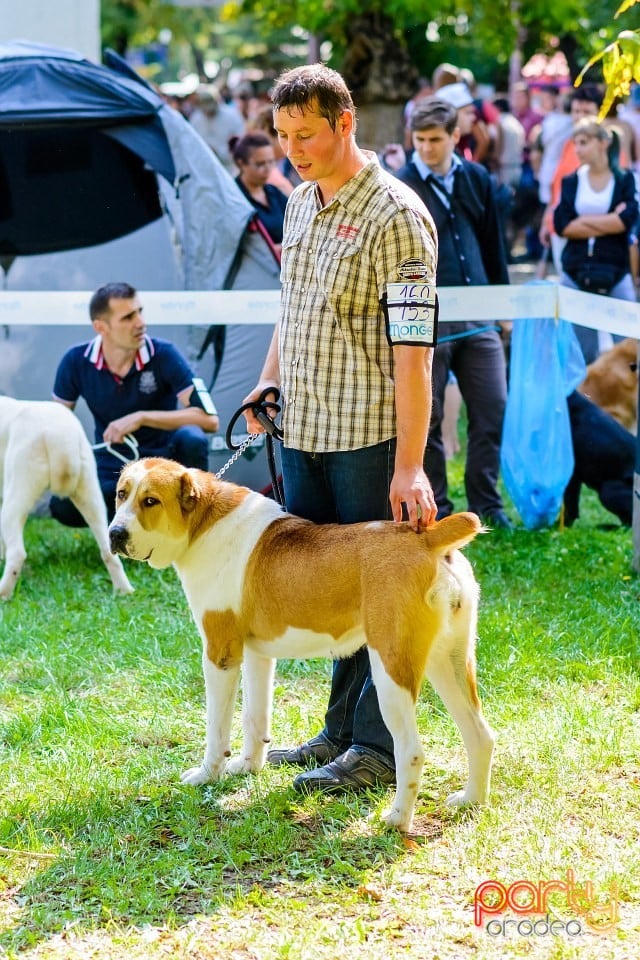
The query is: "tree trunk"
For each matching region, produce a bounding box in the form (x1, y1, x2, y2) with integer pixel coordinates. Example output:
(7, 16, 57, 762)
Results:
(190, 43, 207, 83)
(340, 10, 417, 152)
(558, 33, 581, 82)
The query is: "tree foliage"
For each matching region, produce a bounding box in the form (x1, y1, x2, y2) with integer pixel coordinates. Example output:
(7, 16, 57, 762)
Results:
(576, 0, 640, 115)
(100, 0, 640, 105)
(232, 0, 620, 83)
(100, 0, 310, 83)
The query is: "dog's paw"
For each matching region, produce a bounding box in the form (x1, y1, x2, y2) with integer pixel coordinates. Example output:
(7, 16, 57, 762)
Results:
(445, 788, 482, 808)
(381, 806, 413, 833)
(226, 755, 262, 775)
(114, 581, 135, 596)
(180, 763, 219, 786)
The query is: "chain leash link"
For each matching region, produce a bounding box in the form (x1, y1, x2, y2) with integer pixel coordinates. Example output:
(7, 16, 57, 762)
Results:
(214, 433, 262, 479)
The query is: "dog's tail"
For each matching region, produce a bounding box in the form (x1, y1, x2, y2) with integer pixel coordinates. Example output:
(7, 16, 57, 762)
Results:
(423, 512, 483, 554)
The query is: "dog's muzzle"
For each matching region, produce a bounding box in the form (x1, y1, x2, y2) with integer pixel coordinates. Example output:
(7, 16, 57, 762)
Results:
(109, 525, 129, 556)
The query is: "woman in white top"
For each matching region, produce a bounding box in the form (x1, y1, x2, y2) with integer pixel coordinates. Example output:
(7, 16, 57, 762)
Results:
(554, 117, 638, 362)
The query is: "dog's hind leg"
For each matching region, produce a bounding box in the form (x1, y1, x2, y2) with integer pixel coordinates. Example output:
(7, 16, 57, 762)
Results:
(368, 647, 424, 833)
(425, 602, 494, 807)
(69, 471, 133, 595)
(0, 454, 48, 599)
(226, 648, 276, 774)
(182, 654, 242, 785)
(0, 500, 29, 600)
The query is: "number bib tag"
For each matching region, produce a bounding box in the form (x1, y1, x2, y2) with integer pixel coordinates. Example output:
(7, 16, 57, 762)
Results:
(384, 282, 438, 347)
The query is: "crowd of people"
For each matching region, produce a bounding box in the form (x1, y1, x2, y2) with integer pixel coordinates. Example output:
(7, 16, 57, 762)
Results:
(161, 66, 640, 328)
(44, 61, 638, 800)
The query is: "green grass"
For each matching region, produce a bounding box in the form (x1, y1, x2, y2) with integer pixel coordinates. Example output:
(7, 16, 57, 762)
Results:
(1, 469, 639, 959)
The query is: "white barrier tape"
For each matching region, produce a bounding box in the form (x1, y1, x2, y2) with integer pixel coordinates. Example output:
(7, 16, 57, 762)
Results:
(557, 285, 639, 340)
(0, 283, 638, 337)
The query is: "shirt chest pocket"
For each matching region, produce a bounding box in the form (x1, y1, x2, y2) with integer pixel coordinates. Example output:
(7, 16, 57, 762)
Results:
(314, 236, 366, 302)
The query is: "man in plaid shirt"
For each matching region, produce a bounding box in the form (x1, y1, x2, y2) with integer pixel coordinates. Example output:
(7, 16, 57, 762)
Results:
(244, 64, 438, 794)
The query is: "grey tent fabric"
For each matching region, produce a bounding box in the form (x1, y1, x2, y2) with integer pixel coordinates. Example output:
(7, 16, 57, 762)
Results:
(0, 41, 281, 491)
(0, 39, 265, 290)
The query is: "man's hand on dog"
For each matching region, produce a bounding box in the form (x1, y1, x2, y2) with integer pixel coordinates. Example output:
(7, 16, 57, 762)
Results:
(390, 465, 437, 532)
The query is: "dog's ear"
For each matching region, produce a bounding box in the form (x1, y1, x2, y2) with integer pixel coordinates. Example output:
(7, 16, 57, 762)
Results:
(178, 471, 201, 514)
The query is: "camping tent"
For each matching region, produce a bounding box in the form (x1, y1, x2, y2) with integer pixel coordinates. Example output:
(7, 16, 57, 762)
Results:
(0, 40, 280, 489)
(0, 39, 279, 291)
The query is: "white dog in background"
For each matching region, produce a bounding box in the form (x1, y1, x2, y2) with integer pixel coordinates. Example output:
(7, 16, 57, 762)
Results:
(0, 396, 133, 600)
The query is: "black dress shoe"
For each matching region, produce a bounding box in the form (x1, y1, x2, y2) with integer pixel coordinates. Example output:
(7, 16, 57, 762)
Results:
(293, 746, 396, 794)
(266, 734, 340, 767)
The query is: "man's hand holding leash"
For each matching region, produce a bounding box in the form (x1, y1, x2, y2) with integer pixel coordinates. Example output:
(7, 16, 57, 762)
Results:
(242, 381, 281, 434)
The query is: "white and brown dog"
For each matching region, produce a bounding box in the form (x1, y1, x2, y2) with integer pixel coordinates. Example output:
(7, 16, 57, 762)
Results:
(109, 457, 494, 832)
(0, 397, 133, 600)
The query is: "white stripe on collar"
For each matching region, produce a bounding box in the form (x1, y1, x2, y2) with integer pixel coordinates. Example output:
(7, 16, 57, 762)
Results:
(84, 335, 154, 371)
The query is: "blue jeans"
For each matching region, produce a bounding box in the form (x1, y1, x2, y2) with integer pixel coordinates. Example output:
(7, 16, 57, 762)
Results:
(280, 440, 397, 766)
(51, 425, 209, 527)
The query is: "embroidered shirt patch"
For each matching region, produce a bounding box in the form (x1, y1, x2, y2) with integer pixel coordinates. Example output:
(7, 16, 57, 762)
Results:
(397, 258, 429, 281)
(138, 371, 158, 395)
(336, 223, 360, 241)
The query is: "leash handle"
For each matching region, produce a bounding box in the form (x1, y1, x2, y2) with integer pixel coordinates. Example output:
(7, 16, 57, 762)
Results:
(225, 387, 283, 450)
(92, 433, 140, 464)
(223, 388, 285, 506)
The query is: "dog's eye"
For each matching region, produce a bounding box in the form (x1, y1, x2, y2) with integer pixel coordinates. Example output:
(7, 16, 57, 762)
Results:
(143, 497, 160, 507)
(116, 489, 126, 501)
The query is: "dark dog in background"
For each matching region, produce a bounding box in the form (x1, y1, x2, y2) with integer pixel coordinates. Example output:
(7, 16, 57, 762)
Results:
(564, 391, 635, 527)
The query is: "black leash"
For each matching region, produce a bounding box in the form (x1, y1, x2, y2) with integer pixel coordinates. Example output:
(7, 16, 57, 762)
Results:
(223, 388, 285, 505)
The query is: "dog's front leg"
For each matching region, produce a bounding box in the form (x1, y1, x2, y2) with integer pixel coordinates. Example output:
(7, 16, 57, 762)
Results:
(226, 648, 276, 774)
(181, 653, 241, 786)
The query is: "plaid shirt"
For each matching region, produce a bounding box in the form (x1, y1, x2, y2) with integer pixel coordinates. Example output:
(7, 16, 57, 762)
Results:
(279, 156, 437, 451)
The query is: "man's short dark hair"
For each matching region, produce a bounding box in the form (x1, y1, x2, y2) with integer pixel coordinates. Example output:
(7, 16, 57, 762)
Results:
(270, 64, 355, 131)
(570, 84, 602, 109)
(410, 98, 458, 135)
(89, 282, 137, 322)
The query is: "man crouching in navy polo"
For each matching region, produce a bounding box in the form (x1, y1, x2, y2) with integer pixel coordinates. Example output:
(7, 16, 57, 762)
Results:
(50, 281, 219, 526)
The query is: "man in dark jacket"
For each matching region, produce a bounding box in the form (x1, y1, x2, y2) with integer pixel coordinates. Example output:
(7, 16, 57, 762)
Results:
(395, 96, 512, 527)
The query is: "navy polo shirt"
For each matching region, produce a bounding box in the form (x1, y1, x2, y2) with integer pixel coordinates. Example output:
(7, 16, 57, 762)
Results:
(53, 335, 195, 466)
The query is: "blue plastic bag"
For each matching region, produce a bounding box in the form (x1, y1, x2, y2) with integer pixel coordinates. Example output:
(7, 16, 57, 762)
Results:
(500, 315, 586, 529)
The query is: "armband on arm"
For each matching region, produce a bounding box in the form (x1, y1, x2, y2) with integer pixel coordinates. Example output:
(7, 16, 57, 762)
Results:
(189, 377, 218, 416)
(383, 282, 439, 347)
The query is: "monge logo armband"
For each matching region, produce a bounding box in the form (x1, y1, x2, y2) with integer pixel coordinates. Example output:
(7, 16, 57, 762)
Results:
(383, 282, 439, 347)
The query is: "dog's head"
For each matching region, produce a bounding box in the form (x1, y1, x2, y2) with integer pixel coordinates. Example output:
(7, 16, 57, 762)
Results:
(108, 458, 210, 569)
